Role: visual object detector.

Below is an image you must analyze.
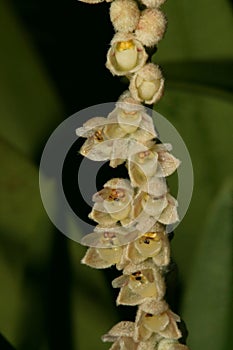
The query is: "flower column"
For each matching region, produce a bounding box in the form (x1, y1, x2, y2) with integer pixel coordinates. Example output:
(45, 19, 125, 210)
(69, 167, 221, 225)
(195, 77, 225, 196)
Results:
(76, 0, 190, 349)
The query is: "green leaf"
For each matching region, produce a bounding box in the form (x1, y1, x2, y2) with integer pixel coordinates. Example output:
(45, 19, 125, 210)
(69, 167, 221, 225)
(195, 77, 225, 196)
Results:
(0, 0, 63, 158)
(0, 136, 53, 348)
(69, 241, 119, 350)
(156, 0, 233, 61)
(155, 88, 233, 279)
(181, 179, 233, 350)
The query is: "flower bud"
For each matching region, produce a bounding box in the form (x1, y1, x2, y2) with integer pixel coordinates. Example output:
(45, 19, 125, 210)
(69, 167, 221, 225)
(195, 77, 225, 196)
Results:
(106, 33, 148, 76)
(140, 0, 166, 8)
(129, 63, 164, 104)
(110, 0, 140, 33)
(135, 9, 167, 47)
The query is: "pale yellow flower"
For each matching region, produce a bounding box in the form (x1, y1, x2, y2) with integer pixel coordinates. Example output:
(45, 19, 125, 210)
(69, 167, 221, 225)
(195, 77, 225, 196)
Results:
(135, 300, 182, 341)
(102, 321, 159, 350)
(106, 33, 148, 76)
(112, 260, 165, 305)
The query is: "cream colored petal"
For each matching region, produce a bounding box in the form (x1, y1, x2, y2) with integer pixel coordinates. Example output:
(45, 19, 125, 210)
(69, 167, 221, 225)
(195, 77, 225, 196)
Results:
(134, 310, 153, 341)
(138, 335, 160, 350)
(117, 109, 142, 133)
(116, 285, 147, 305)
(102, 321, 135, 340)
(81, 247, 118, 269)
(142, 194, 168, 217)
(134, 233, 163, 258)
(117, 91, 144, 112)
(112, 274, 129, 288)
(81, 230, 120, 248)
(109, 341, 121, 350)
(140, 112, 158, 138)
(110, 158, 125, 168)
(80, 138, 113, 160)
(154, 143, 172, 152)
(127, 241, 145, 265)
(135, 212, 158, 235)
(104, 123, 128, 139)
(143, 312, 170, 333)
(157, 339, 189, 350)
(139, 299, 168, 314)
(152, 233, 170, 266)
(104, 178, 133, 193)
(75, 116, 107, 137)
(88, 209, 117, 226)
(120, 337, 139, 350)
(128, 276, 158, 299)
(159, 194, 179, 225)
(98, 246, 123, 264)
(128, 161, 147, 187)
(159, 315, 182, 340)
(157, 152, 181, 177)
(141, 176, 167, 197)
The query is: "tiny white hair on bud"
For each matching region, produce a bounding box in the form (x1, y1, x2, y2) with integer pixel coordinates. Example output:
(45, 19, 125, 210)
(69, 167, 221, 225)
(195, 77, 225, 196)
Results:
(140, 0, 166, 8)
(135, 9, 167, 47)
(110, 0, 140, 33)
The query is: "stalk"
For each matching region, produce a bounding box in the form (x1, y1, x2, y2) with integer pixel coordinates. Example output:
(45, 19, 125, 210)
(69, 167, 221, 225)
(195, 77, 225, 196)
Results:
(76, 0, 190, 349)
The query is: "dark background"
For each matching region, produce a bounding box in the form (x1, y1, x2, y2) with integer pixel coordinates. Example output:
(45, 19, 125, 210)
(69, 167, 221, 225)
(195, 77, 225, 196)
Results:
(0, 0, 232, 350)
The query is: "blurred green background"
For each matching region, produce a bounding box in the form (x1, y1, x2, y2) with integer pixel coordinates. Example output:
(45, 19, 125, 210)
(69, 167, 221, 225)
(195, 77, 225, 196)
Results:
(0, 0, 232, 349)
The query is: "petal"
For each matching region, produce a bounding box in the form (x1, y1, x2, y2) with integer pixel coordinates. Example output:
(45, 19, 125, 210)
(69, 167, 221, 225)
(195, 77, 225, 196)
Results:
(141, 176, 167, 196)
(159, 194, 179, 225)
(75, 116, 107, 137)
(142, 194, 168, 217)
(143, 312, 170, 333)
(157, 152, 181, 177)
(81, 247, 118, 269)
(157, 339, 189, 350)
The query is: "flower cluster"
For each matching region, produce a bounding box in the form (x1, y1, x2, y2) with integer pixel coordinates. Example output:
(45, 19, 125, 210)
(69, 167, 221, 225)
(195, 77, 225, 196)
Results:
(78, 97, 184, 349)
(76, 0, 190, 349)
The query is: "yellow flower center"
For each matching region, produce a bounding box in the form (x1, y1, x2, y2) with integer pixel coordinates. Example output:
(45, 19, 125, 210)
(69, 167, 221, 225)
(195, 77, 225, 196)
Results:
(116, 40, 135, 51)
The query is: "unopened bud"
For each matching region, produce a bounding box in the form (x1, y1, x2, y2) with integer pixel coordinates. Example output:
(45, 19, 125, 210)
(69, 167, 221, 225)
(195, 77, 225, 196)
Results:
(110, 0, 140, 33)
(129, 63, 164, 104)
(140, 0, 166, 8)
(135, 9, 167, 47)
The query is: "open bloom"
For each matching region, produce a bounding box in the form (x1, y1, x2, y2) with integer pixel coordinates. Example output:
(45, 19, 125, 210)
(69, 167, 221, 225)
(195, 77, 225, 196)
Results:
(106, 33, 148, 76)
(135, 300, 182, 341)
(89, 178, 135, 227)
(81, 224, 140, 248)
(102, 321, 159, 350)
(126, 223, 170, 267)
(134, 191, 179, 233)
(129, 63, 164, 104)
(112, 260, 165, 305)
(127, 142, 180, 191)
